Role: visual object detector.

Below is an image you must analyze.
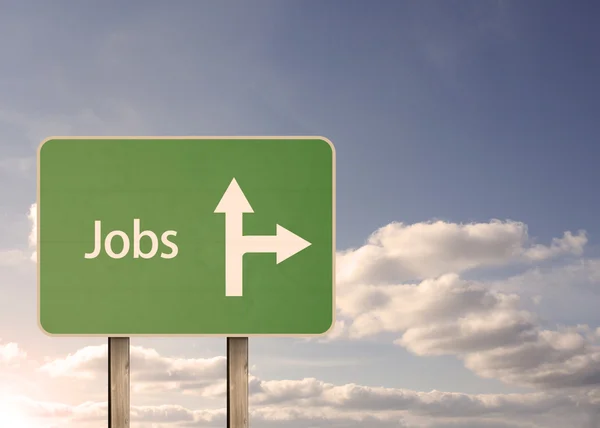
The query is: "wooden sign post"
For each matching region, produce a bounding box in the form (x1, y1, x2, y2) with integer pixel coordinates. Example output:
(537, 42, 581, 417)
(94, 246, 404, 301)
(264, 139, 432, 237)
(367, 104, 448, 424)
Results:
(227, 337, 249, 428)
(108, 337, 130, 428)
(107, 337, 248, 428)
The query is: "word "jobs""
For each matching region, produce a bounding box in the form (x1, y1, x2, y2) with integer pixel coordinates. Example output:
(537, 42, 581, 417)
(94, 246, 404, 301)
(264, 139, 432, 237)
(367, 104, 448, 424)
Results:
(84, 219, 178, 259)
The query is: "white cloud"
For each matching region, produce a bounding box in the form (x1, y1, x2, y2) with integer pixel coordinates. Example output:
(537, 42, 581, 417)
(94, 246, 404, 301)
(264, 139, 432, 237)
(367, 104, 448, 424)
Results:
(0, 339, 27, 366)
(336, 273, 527, 341)
(333, 271, 600, 389)
(131, 346, 225, 395)
(464, 326, 600, 389)
(330, 220, 600, 391)
(38, 344, 106, 380)
(28, 203, 36, 262)
(31, 344, 600, 427)
(4, 382, 600, 428)
(336, 220, 586, 285)
(491, 258, 600, 295)
(523, 231, 587, 261)
(0, 395, 105, 425)
(0, 249, 29, 266)
(39, 344, 225, 395)
(0, 204, 36, 267)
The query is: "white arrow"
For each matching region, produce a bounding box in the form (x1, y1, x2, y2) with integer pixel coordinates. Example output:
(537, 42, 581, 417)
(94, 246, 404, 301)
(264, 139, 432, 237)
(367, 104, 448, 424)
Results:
(214, 178, 311, 297)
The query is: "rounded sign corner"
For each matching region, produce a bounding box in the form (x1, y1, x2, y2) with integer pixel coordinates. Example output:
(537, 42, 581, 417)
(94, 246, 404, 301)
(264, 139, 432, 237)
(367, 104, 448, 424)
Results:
(37, 137, 58, 157)
(38, 316, 58, 338)
(312, 312, 336, 337)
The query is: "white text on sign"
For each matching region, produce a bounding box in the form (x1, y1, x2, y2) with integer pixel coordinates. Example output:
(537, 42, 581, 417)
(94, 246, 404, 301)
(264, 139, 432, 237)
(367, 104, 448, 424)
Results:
(84, 219, 178, 259)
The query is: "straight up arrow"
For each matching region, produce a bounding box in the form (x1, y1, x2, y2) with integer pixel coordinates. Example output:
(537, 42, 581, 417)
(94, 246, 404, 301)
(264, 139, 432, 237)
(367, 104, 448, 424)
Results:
(214, 178, 311, 297)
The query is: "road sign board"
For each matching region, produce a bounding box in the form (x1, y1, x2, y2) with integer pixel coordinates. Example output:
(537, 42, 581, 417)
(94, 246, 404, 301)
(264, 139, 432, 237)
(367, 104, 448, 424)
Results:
(37, 137, 335, 336)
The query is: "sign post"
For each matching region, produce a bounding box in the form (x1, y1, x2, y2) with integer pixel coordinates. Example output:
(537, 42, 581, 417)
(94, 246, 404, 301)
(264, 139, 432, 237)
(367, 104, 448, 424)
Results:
(108, 337, 130, 428)
(227, 337, 248, 428)
(38, 137, 335, 427)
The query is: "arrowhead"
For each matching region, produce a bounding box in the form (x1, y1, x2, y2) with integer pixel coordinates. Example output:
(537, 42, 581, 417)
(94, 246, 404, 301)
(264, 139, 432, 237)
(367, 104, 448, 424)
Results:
(275, 224, 312, 264)
(214, 178, 254, 213)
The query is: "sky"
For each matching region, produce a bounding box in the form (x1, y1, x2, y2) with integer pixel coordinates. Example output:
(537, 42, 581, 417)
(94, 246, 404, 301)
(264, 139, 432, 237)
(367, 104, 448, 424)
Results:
(1, 0, 600, 427)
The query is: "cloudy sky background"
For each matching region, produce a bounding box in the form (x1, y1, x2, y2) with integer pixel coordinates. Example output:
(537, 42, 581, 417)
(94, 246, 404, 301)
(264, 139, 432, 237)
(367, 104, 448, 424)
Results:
(1, 0, 600, 427)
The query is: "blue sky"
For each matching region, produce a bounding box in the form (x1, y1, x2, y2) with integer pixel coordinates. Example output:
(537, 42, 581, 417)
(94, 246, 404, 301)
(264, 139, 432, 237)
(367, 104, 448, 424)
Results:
(1, 1, 600, 427)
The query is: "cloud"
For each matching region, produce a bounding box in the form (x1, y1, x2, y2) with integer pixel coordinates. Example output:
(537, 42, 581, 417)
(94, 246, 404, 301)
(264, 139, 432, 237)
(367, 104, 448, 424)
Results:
(336, 273, 531, 342)
(39, 344, 225, 395)
(1, 395, 106, 424)
(0, 203, 37, 267)
(0, 339, 27, 366)
(330, 220, 600, 391)
(250, 377, 562, 415)
(463, 326, 600, 389)
(523, 231, 587, 261)
(4, 382, 600, 428)
(38, 344, 106, 380)
(334, 271, 600, 389)
(28, 203, 36, 262)
(490, 259, 600, 295)
(0, 204, 36, 267)
(0, 249, 29, 267)
(32, 344, 600, 427)
(336, 220, 586, 285)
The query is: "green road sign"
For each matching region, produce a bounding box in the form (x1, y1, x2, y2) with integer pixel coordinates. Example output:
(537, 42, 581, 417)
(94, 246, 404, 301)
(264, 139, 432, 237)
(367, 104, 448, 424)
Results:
(37, 137, 335, 336)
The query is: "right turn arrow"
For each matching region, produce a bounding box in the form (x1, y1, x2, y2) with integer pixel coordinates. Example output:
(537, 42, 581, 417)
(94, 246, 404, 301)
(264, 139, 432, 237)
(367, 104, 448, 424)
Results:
(214, 178, 312, 297)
